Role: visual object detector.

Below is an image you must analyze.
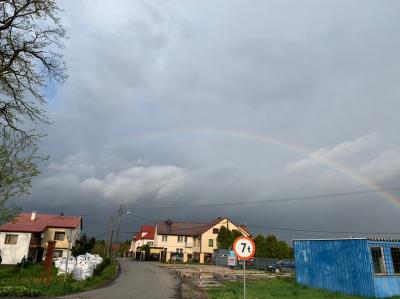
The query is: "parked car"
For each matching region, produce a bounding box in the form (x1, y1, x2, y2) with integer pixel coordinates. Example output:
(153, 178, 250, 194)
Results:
(238, 258, 255, 267)
(266, 259, 295, 273)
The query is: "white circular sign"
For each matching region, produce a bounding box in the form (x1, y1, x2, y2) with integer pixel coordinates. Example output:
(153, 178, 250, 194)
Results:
(233, 236, 256, 260)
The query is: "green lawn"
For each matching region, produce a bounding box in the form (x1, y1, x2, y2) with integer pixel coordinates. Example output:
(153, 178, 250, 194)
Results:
(207, 278, 400, 299)
(0, 260, 118, 297)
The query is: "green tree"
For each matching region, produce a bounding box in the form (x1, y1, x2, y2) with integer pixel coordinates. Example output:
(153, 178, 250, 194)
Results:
(116, 240, 131, 256)
(277, 240, 291, 259)
(0, 0, 66, 222)
(72, 235, 96, 257)
(91, 240, 106, 257)
(254, 235, 267, 257)
(265, 234, 279, 258)
(265, 234, 292, 259)
(217, 226, 233, 249)
(140, 243, 150, 260)
(232, 229, 243, 240)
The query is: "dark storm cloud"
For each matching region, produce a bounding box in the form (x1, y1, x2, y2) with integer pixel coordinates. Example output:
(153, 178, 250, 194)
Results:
(17, 0, 400, 241)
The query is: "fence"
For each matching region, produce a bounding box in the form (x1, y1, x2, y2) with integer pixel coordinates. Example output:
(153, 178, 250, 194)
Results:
(214, 250, 279, 270)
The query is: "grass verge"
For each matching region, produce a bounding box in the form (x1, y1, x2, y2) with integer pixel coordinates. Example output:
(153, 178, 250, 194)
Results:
(0, 260, 118, 297)
(207, 278, 400, 299)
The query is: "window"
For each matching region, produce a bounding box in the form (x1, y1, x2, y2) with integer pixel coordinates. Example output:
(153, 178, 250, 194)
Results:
(213, 228, 220, 234)
(54, 232, 65, 241)
(176, 248, 183, 254)
(185, 236, 188, 243)
(147, 241, 154, 246)
(177, 236, 184, 242)
(4, 234, 18, 245)
(391, 247, 400, 274)
(208, 239, 214, 247)
(53, 250, 63, 258)
(162, 235, 168, 242)
(371, 247, 386, 274)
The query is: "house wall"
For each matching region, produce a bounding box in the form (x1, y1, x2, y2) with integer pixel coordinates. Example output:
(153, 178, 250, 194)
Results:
(0, 232, 31, 264)
(41, 226, 81, 258)
(131, 238, 154, 252)
(155, 234, 197, 254)
(200, 219, 250, 254)
(368, 240, 400, 298)
(294, 239, 375, 298)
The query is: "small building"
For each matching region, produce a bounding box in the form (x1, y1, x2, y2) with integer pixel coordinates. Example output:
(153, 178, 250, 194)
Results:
(129, 225, 155, 258)
(0, 212, 82, 264)
(294, 238, 400, 298)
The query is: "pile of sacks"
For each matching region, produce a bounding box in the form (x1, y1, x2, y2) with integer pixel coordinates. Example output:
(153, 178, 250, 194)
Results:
(54, 253, 103, 281)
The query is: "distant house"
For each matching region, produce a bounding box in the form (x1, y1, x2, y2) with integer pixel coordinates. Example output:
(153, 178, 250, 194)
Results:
(294, 238, 400, 298)
(154, 217, 250, 263)
(129, 225, 155, 255)
(0, 212, 82, 264)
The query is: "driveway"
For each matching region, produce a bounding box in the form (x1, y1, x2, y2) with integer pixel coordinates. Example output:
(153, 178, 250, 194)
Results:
(60, 259, 179, 299)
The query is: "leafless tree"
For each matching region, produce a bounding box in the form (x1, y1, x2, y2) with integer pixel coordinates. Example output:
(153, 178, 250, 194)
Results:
(0, 0, 66, 221)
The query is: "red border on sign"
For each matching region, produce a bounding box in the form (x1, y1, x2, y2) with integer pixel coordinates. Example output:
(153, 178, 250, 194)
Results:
(233, 236, 256, 260)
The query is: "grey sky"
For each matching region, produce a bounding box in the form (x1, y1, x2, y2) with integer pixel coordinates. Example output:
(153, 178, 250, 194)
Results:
(17, 0, 400, 242)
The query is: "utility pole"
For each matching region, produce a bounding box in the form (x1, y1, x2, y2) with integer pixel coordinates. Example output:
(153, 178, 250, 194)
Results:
(116, 204, 124, 253)
(105, 216, 113, 257)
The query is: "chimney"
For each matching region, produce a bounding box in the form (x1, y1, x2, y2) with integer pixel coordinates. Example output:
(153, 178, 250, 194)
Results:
(167, 219, 172, 226)
(31, 211, 37, 221)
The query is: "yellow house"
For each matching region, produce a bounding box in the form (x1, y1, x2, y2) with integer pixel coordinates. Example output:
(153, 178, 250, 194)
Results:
(154, 217, 250, 263)
(0, 212, 82, 264)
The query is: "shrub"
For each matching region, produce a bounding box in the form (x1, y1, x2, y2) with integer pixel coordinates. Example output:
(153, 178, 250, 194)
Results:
(93, 258, 111, 276)
(0, 286, 40, 297)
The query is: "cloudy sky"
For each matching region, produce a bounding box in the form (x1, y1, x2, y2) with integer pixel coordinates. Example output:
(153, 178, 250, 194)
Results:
(17, 0, 400, 242)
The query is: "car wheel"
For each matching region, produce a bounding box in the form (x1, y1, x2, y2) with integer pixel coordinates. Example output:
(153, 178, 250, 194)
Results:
(274, 268, 281, 273)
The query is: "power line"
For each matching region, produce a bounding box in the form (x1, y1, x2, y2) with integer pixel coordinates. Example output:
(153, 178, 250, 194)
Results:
(126, 186, 400, 210)
(117, 218, 400, 236)
(244, 223, 400, 235)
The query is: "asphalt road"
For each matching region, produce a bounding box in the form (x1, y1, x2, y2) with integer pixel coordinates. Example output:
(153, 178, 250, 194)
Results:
(60, 259, 179, 299)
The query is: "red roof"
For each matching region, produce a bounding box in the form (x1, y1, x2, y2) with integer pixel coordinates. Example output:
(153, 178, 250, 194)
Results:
(134, 225, 155, 241)
(0, 213, 82, 233)
(156, 217, 251, 236)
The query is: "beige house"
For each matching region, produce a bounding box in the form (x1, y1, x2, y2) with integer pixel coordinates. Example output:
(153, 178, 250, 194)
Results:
(154, 217, 250, 263)
(0, 212, 82, 264)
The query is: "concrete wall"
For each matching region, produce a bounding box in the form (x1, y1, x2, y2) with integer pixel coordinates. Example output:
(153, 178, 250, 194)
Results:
(0, 232, 31, 264)
(294, 239, 375, 298)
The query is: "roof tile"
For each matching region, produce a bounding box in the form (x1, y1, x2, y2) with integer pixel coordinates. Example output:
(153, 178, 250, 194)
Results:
(0, 213, 82, 233)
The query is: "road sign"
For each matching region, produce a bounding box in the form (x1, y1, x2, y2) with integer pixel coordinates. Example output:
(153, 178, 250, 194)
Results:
(233, 236, 255, 299)
(233, 236, 256, 260)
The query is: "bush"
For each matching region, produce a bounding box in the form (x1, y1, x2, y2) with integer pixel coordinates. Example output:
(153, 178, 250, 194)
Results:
(93, 258, 111, 276)
(0, 286, 40, 297)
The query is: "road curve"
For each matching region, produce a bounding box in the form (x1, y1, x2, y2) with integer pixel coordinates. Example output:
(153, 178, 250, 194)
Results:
(60, 259, 179, 299)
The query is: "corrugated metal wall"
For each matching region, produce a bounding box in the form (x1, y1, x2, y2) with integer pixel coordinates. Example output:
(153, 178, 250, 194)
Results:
(368, 240, 400, 298)
(294, 239, 375, 297)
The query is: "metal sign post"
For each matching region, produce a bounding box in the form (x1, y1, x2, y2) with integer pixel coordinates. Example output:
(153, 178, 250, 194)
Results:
(243, 259, 246, 299)
(233, 236, 256, 299)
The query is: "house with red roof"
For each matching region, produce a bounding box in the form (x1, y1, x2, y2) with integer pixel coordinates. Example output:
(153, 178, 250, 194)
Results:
(154, 217, 250, 263)
(129, 225, 155, 255)
(0, 212, 82, 264)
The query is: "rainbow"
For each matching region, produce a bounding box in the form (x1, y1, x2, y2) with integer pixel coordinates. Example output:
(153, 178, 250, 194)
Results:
(130, 128, 400, 208)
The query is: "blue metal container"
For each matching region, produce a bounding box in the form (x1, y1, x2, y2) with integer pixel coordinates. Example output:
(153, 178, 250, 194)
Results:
(294, 238, 400, 298)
